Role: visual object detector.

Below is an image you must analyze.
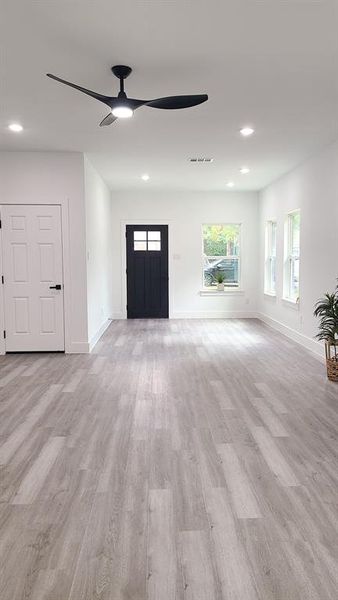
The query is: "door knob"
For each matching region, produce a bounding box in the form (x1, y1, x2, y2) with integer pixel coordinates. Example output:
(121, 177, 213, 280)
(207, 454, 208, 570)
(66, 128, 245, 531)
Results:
(49, 284, 62, 290)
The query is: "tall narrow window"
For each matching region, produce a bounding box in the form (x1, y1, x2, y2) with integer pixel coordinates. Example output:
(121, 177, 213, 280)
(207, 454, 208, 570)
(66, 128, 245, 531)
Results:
(264, 220, 277, 295)
(284, 210, 300, 302)
(202, 224, 241, 289)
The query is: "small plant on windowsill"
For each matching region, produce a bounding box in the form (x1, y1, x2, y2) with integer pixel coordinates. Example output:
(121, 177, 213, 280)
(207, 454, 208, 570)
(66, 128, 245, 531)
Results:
(215, 272, 225, 291)
(314, 281, 338, 382)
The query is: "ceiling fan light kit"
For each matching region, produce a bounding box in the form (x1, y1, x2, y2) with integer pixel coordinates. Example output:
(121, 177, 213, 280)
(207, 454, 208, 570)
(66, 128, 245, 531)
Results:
(47, 64, 208, 126)
(111, 106, 133, 118)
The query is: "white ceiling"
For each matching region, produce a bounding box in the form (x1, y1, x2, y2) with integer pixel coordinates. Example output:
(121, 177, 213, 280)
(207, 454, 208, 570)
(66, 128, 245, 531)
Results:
(1, 0, 338, 191)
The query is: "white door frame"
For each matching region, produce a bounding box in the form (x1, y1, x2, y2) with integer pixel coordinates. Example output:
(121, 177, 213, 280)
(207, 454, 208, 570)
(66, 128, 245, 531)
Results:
(120, 219, 173, 319)
(0, 225, 4, 353)
(0, 202, 72, 354)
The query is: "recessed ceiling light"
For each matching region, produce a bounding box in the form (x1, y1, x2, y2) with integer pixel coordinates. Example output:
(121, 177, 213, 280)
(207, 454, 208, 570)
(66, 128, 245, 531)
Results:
(227, 181, 235, 188)
(8, 123, 23, 132)
(141, 174, 150, 181)
(240, 127, 254, 137)
(111, 106, 133, 119)
(240, 167, 250, 174)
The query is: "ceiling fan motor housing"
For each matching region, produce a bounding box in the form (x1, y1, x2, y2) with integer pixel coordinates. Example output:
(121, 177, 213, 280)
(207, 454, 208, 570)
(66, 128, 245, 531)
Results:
(111, 65, 133, 80)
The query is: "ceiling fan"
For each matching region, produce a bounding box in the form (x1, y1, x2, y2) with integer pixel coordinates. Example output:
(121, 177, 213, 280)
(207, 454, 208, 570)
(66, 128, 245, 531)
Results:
(46, 65, 208, 126)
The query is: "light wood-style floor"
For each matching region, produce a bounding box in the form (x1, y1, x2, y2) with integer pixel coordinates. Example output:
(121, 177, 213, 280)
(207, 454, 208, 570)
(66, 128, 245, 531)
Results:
(0, 319, 337, 600)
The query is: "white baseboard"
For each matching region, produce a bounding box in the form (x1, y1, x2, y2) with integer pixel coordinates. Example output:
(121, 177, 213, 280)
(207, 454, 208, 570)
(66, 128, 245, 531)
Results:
(66, 312, 324, 362)
(66, 341, 90, 354)
(257, 312, 324, 361)
(171, 311, 258, 319)
(111, 310, 257, 320)
(89, 318, 112, 352)
(111, 312, 124, 320)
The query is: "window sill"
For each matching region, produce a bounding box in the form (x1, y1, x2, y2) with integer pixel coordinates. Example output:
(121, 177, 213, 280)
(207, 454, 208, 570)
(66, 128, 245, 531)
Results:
(264, 291, 276, 298)
(282, 297, 300, 310)
(200, 289, 245, 297)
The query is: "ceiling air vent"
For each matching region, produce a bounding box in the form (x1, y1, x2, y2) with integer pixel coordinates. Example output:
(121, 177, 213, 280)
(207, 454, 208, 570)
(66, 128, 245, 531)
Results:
(189, 157, 214, 163)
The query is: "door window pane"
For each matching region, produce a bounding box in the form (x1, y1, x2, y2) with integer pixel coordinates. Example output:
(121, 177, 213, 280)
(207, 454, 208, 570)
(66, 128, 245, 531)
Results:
(148, 231, 161, 241)
(134, 231, 147, 241)
(148, 241, 161, 251)
(134, 241, 147, 251)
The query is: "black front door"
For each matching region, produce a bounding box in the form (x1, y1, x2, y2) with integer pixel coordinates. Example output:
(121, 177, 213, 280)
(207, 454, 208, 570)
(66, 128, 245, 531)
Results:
(126, 225, 169, 318)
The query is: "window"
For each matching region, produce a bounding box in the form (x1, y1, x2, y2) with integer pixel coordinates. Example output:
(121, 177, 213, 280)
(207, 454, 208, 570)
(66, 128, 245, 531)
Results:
(284, 210, 300, 302)
(264, 220, 277, 295)
(134, 230, 161, 251)
(202, 224, 241, 289)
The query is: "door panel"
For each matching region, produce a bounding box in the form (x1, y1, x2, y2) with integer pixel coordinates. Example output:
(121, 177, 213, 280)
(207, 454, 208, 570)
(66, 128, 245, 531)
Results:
(40, 296, 56, 333)
(1, 205, 64, 351)
(12, 244, 28, 281)
(126, 225, 168, 318)
(14, 297, 29, 333)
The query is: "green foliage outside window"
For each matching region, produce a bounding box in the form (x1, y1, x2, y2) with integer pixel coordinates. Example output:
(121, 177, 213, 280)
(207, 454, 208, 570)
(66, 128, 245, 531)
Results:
(203, 224, 240, 257)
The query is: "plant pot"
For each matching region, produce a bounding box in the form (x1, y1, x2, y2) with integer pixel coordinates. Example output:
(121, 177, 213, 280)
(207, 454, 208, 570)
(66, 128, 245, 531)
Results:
(325, 342, 338, 382)
(217, 282, 224, 291)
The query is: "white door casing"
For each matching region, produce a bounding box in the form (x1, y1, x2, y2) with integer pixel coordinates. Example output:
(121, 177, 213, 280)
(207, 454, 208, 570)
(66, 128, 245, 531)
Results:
(1, 205, 65, 351)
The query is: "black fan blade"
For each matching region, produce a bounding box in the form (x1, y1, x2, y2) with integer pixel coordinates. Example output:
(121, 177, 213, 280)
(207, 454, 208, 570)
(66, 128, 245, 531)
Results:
(117, 98, 147, 110)
(99, 113, 117, 127)
(47, 74, 114, 107)
(145, 94, 208, 110)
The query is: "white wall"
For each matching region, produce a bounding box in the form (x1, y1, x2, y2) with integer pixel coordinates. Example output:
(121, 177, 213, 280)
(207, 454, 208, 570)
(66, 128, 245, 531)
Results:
(84, 156, 113, 348)
(111, 191, 259, 319)
(258, 139, 338, 356)
(3, 140, 336, 355)
(0, 151, 89, 353)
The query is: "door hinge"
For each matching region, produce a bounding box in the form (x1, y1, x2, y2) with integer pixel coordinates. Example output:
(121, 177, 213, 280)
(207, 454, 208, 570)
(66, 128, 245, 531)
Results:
(1, 275, 3, 284)
(3, 330, 6, 339)
(0, 219, 2, 229)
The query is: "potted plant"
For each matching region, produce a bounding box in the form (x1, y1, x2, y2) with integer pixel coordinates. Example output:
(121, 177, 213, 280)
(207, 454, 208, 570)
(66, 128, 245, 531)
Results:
(215, 272, 225, 291)
(314, 282, 338, 381)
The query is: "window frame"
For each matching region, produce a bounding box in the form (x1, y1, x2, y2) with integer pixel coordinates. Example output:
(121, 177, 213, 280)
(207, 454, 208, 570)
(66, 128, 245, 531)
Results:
(133, 229, 161, 252)
(283, 209, 300, 303)
(264, 220, 277, 296)
(201, 223, 242, 291)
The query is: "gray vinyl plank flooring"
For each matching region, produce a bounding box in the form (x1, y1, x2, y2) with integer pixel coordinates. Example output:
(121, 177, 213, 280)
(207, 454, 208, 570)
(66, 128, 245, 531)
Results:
(218, 442, 262, 519)
(0, 318, 337, 599)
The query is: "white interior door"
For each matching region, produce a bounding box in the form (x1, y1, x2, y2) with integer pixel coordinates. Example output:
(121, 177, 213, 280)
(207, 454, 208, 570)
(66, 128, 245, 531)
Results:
(1, 205, 64, 352)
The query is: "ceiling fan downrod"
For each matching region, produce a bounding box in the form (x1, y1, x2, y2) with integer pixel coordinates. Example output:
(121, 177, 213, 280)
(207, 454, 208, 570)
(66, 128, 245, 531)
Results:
(111, 65, 132, 96)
